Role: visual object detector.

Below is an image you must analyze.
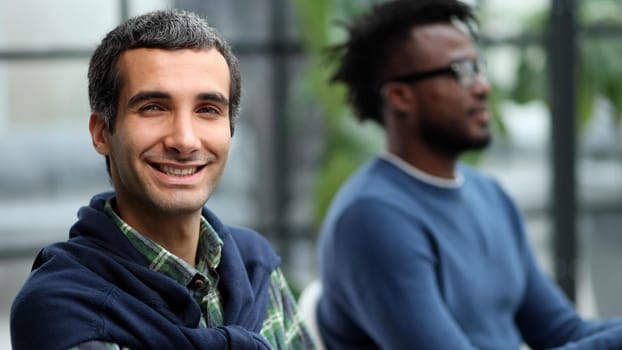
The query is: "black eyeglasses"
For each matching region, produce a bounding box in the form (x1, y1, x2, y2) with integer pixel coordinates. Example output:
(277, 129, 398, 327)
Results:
(386, 58, 487, 88)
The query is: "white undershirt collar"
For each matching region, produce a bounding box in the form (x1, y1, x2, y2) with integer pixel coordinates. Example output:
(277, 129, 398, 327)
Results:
(380, 152, 464, 189)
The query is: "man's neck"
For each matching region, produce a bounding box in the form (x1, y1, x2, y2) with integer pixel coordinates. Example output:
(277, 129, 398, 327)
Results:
(113, 199, 202, 266)
(388, 143, 459, 180)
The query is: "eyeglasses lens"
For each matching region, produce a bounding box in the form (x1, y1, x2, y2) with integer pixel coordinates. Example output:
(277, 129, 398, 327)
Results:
(453, 59, 486, 88)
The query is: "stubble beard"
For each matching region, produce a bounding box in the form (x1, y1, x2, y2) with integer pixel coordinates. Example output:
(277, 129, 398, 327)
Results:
(420, 120, 492, 158)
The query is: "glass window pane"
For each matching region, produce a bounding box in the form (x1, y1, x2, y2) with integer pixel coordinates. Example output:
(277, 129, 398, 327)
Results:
(129, 0, 172, 17)
(0, 60, 90, 130)
(174, 0, 272, 42)
(0, 1, 118, 49)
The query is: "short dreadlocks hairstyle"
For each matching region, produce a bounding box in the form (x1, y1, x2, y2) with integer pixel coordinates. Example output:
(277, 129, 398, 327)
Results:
(329, 0, 476, 125)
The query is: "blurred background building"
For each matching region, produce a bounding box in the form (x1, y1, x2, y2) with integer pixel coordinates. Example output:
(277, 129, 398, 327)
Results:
(1, 0, 621, 349)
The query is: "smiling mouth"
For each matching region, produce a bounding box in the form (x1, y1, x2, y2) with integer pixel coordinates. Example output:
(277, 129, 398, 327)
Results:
(155, 164, 203, 177)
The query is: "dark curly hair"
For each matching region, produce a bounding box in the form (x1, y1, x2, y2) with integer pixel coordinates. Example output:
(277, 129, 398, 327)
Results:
(329, 0, 476, 125)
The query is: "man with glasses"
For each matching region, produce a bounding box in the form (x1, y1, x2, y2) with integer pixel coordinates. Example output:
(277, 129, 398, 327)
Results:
(316, 0, 622, 348)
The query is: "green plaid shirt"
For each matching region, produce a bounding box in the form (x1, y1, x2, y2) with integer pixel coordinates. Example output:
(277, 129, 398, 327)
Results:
(69, 199, 315, 349)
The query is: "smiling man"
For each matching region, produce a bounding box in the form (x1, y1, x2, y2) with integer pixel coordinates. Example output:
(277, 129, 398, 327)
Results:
(10, 9, 315, 350)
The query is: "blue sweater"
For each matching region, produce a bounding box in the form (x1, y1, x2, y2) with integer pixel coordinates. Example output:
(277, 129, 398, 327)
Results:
(317, 157, 622, 350)
(11, 192, 279, 350)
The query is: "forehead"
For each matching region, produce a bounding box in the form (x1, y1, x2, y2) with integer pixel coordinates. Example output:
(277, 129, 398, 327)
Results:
(117, 48, 231, 97)
(404, 22, 477, 67)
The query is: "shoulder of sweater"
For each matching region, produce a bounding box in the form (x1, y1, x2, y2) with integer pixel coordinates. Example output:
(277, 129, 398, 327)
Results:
(201, 206, 275, 257)
(458, 163, 504, 189)
(226, 225, 274, 252)
(224, 225, 281, 269)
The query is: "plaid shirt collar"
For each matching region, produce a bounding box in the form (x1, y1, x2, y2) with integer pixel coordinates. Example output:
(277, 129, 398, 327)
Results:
(103, 198, 223, 287)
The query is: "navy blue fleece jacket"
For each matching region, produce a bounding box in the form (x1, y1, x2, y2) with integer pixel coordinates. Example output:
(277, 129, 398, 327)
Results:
(11, 192, 279, 349)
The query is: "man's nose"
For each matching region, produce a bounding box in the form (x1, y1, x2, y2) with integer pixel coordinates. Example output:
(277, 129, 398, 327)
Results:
(164, 113, 200, 156)
(471, 74, 491, 96)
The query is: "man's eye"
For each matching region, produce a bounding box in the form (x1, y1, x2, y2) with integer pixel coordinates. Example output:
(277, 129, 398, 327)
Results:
(140, 104, 164, 112)
(198, 106, 221, 115)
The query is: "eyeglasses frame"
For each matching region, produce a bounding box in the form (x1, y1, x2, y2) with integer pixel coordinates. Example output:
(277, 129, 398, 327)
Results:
(385, 58, 486, 88)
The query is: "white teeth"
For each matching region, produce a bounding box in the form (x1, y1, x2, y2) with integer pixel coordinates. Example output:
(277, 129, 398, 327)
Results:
(159, 165, 198, 177)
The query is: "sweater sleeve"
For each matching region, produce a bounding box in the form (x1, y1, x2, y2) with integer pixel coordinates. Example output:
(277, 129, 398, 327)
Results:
(547, 324, 622, 350)
(491, 180, 622, 350)
(323, 199, 478, 349)
(10, 247, 273, 350)
(515, 241, 622, 349)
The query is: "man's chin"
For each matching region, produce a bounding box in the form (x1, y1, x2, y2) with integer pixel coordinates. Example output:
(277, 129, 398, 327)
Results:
(438, 134, 492, 157)
(468, 134, 492, 151)
(149, 191, 210, 215)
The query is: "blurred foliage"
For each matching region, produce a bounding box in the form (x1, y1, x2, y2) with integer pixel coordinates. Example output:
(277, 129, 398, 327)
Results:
(293, 0, 383, 228)
(509, 0, 622, 127)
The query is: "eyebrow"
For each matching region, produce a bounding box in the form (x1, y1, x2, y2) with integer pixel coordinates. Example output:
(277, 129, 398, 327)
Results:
(197, 92, 229, 107)
(126, 91, 230, 108)
(126, 91, 169, 108)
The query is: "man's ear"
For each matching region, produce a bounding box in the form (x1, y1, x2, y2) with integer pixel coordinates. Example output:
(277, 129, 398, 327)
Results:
(382, 83, 417, 114)
(89, 113, 111, 156)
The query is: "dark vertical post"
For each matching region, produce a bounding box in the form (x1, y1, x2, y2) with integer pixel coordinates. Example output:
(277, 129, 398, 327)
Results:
(548, 0, 577, 301)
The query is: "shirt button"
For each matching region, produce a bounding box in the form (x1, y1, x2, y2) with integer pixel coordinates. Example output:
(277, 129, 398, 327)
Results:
(194, 279, 205, 288)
